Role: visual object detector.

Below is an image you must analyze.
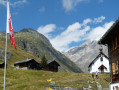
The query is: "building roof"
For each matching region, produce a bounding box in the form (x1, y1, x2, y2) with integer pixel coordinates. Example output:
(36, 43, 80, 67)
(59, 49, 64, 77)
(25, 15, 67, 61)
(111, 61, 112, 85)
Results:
(14, 59, 34, 65)
(88, 52, 109, 68)
(98, 18, 119, 44)
(98, 64, 107, 69)
(47, 60, 59, 64)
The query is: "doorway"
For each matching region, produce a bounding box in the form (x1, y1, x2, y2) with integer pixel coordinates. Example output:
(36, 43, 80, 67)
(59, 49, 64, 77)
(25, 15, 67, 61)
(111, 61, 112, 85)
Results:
(101, 66, 104, 73)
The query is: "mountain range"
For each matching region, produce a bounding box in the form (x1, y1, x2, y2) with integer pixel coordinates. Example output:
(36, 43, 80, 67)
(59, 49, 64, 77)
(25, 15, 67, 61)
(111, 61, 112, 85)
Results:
(0, 28, 82, 73)
(64, 40, 108, 73)
(0, 28, 108, 73)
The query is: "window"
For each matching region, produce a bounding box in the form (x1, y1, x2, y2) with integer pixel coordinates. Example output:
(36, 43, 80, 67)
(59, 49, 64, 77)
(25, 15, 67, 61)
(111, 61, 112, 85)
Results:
(117, 35, 119, 46)
(110, 41, 113, 51)
(112, 62, 119, 74)
(100, 55, 103, 61)
(114, 37, 117, 49)
(115, 62, 118, 74)
(112, 63, 116, 75)
(116, 61, 119, 74)
(112, 61, 119, 82)
(110, 37, 118, 51)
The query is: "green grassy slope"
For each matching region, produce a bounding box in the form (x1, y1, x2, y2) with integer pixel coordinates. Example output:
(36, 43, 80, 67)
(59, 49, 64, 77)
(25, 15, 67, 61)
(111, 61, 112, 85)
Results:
(0, 37, 41, 66)
(0, 33, 110, 89)
(0, 69, 110, 90)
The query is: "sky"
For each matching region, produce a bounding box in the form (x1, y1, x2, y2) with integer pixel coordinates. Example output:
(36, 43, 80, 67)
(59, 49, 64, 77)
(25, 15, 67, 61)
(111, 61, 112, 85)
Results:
(0, 0, 119, 52)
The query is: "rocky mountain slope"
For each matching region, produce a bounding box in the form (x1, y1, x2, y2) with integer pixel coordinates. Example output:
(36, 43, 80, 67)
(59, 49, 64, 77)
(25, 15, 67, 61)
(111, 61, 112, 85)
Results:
(0, 28, 82, 73)
(64, 40, 108, 73)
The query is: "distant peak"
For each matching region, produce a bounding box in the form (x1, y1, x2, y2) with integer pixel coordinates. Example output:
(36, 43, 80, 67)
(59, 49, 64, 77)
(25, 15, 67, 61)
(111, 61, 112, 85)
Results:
(79, 40, 91, 47)
(20, 28, 37, 32)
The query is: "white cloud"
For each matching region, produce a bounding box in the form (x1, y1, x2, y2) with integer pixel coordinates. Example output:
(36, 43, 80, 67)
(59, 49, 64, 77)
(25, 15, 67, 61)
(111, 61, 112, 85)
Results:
(62, 0, 88, 12)
(82, 16, 105, 25)
(50, 22, 90, 52)
(0, 0, 27, 7)
(93, 16, 105, 24)
(37, 16, 114, 52)
(85, 21, 114, 41)
(11, 0, 27, 7)
(37, 24, 56, 38)
(82, 18, 92, 25)
(0, 0, 6, 6)
(39, 6, 45, 13)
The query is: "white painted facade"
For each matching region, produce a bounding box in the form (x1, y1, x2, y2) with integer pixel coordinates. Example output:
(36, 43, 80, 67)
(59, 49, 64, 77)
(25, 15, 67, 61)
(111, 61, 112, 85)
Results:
(89, 56, 110, 73)
(110, 82, 119, 90)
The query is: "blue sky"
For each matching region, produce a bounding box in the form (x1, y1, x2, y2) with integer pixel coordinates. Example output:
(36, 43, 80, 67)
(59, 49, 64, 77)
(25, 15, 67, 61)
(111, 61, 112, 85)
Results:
(0, 0, 119, 52)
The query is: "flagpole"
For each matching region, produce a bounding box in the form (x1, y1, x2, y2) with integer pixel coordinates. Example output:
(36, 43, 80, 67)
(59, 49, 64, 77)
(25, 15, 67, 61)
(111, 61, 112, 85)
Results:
(4, 30, 8, 90)
(3, 0, 8, 89)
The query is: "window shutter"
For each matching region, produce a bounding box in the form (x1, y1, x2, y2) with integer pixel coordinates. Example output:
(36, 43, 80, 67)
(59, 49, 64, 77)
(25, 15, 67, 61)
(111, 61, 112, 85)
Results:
(112, 63, 115, 75)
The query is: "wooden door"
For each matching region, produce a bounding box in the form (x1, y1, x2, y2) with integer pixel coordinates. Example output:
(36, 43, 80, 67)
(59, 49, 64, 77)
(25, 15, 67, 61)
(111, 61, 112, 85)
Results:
(101, 66, 104, 73)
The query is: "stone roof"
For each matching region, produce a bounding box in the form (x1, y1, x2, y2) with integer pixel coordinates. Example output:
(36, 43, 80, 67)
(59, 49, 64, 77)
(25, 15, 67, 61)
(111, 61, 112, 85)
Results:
(14, 59, 33, 65)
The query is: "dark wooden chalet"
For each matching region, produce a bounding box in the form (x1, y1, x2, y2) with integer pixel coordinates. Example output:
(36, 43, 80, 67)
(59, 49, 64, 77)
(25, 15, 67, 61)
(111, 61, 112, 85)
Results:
(98, 18, 119, 89)
(0, 62, 5, 68)
(14, 59, 40, 70)
(42, 60, 60, 72)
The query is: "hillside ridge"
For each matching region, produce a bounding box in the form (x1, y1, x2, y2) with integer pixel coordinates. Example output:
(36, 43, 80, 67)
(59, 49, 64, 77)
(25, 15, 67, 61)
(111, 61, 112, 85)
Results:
(0, 28, 82, 73)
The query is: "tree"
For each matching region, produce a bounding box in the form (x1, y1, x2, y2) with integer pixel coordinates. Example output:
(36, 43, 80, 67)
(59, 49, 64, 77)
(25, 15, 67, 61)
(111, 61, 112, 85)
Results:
(40, 55, 48, 68)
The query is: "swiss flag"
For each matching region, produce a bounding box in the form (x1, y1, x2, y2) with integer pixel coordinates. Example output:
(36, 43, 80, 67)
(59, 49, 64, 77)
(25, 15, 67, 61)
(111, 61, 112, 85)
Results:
(6, 0, 16, 49)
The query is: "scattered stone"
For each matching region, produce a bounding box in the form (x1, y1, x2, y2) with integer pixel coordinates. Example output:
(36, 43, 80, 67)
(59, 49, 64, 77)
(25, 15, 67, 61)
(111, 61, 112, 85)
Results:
(97, 82, 102, 90)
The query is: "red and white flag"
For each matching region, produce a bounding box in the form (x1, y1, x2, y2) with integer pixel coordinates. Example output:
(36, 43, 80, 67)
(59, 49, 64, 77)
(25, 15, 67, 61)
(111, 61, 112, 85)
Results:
(6, 0, 16, 49)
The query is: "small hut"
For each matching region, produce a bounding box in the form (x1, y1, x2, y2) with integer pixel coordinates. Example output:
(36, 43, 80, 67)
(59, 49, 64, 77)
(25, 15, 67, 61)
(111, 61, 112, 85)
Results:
(14, 59, 40, 70)
(42, 60, 60, 72)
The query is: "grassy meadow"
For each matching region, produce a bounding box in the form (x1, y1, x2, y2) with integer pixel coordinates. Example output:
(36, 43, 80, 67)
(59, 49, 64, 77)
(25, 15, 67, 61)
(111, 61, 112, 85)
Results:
(0, 68, 110, 90)
(0, 35, 110, 90)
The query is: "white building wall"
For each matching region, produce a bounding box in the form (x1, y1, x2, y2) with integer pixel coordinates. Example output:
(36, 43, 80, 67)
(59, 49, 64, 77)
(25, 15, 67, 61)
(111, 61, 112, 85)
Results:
(110, 83, 119, 90)
(89, 57, 110, 73)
